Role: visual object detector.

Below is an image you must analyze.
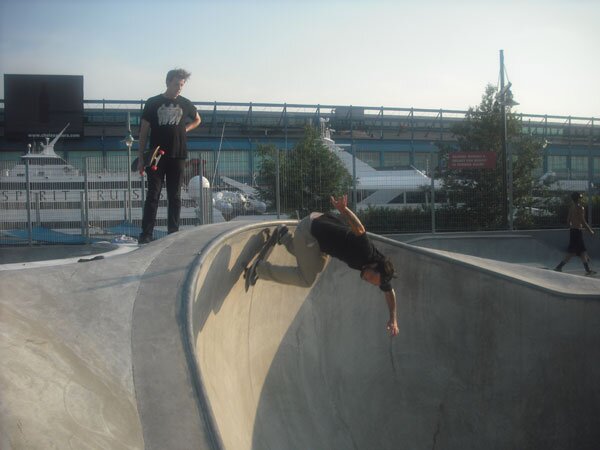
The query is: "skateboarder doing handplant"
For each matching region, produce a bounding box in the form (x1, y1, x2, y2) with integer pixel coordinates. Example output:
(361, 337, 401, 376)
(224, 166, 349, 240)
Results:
(255, 195, 399, 337)
(554, 192, 596, 275)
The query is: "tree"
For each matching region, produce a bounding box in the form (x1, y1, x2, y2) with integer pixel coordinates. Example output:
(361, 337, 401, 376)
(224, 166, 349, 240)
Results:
(436, 84, 545, 230)
(256, 125, 352, 216)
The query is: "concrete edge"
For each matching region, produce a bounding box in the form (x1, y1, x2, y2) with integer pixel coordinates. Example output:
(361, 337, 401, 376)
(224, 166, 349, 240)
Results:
(0, 243, 138, 271)
(404, 233, 534, 244)
(373, 233, 600, 299)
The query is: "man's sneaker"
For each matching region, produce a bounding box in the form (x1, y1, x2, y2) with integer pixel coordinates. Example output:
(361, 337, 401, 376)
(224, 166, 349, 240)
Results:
(554, 267, 562, 272)
(276, 225, 289, 245)
(138, 233, 153, 245)
(585, 270, 597, 276)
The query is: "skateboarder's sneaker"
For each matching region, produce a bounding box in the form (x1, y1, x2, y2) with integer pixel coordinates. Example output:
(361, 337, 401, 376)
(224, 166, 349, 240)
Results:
(585, 270, 597, 276)
(138, 233, 153, 245)
(276, 225, 289, 245)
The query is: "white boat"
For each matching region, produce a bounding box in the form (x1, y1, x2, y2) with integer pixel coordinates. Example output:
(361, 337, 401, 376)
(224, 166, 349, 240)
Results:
(320, 119, 441, 210)
(0, 124, 271, 242)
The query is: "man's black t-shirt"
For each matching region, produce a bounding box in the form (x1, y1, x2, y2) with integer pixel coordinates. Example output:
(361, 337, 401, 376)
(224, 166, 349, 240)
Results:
(142, 94, 197, 159)
(311, 212, 383, 271)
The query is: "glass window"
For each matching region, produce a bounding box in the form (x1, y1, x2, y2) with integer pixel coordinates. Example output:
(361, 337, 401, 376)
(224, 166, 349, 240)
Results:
(382, 152, 409, 169)
(413, 153, 438, 173)
(547, 155, 568, 178)
(593, 157, 600, 183)
(356, 151, 380, 168)
(216, 150, 251, 181)
(570, 156, 588, 180)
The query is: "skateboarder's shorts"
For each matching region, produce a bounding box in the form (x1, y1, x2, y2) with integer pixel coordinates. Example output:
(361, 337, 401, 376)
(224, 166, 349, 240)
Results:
(567, 228, 586, 256)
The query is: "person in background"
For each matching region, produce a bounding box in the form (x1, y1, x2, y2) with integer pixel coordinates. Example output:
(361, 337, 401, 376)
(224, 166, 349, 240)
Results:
(554, 192, 596, 275)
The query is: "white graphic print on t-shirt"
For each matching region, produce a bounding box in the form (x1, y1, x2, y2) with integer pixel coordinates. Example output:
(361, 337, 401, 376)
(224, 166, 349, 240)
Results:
(157, 103, 183, 126)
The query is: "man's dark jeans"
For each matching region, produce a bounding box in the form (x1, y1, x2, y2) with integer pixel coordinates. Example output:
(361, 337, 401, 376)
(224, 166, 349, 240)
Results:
(141, 157, 186, 238)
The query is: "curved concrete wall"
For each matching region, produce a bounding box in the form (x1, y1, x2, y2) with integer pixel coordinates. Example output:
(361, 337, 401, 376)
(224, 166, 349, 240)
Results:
(187, 223, 600, 450)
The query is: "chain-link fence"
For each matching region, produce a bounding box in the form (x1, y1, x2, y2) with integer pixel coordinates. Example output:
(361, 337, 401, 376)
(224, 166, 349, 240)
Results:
(1, 133, 598, 246)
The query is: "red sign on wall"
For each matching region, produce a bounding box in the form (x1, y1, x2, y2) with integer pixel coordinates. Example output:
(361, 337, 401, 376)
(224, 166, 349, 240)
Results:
(448, 152, 497, 169)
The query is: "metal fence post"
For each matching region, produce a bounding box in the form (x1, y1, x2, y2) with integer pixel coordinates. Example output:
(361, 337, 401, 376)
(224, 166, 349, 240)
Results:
(275, 146, 281, 219)
(350, 107, 357, 209)
(123, 189, 128, 221)
(25, 158, 33, 245)
(198, 176, 204, 225)
(430, 148, 436, 234)
(204, 185, 212, 224)
(34, 193, 41, 227)
(80, 191, 86, 237)
(83, 158, 90, 239)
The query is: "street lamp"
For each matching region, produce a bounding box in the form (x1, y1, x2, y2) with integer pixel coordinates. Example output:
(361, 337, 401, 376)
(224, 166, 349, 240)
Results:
(497, 50, 519, 230)
(122, 112, 136, 223)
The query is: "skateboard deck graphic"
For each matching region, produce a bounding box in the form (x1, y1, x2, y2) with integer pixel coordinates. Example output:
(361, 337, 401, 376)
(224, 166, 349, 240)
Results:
(244, 227, 279, 292)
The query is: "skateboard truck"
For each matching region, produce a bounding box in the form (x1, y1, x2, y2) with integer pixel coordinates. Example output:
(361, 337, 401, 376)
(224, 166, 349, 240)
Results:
(244, 226, 288, 292)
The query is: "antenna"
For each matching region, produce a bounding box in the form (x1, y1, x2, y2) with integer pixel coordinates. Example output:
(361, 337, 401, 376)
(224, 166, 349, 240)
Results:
(211, 122, 226, 187)
(46, 123, 70, 148)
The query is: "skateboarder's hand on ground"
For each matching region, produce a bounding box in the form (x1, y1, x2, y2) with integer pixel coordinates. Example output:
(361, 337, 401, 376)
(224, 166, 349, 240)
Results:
(387, 318, 399, 337)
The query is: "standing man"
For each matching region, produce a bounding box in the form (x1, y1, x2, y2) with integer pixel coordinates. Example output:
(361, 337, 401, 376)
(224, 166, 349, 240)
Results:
(137, 68, 201, 244)
(554, 192, 596, 275)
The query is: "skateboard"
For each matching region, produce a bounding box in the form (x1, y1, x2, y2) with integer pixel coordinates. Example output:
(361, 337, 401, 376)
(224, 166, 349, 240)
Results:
(244, 226, 283, 291)
(147, 146, 165, 171)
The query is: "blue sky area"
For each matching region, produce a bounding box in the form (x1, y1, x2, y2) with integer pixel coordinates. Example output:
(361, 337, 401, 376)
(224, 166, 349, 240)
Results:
(1, 0, 599, 117)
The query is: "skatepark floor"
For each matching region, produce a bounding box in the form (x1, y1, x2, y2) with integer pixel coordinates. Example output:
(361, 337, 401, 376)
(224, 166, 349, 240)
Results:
(1, 227, 599, 450)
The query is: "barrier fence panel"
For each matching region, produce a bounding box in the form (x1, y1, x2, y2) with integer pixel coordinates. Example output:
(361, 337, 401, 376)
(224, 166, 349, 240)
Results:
(1, 139, 598, 246)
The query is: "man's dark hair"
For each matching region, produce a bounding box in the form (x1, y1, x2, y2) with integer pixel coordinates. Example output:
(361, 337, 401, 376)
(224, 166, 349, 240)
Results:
(571, 192, 583, 202)
(166, 68, 191, 84)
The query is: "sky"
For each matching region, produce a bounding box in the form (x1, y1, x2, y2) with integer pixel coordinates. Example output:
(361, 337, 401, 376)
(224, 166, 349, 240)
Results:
(1, 0, 599, 118)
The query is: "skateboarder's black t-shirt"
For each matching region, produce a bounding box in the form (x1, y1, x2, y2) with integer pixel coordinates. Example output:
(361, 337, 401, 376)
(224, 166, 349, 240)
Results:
(142, 94, 198, 159)
(311, 212, 384, 271)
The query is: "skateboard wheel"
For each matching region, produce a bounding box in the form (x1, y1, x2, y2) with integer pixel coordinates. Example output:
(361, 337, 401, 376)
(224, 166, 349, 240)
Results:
(151, 166, 158, 171)
(159, 150, 165, 155)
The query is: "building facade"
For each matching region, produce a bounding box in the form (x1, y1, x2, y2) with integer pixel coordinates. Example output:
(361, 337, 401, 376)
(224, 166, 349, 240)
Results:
(1, 100, 599, 186)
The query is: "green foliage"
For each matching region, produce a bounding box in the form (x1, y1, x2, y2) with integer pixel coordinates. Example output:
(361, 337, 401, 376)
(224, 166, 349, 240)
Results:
(436, 84, 546, 230)
(255, 126, 352, 215)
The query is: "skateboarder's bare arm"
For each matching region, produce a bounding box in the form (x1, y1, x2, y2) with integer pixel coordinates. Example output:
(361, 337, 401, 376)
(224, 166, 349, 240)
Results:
(384, 289, 399, 337)
(330, 195, 366, 236)
(186, 112, 202, 133)
(569, 205, 595, 234)
(578, 207, 595, 235)
(137, 119, 150, 174)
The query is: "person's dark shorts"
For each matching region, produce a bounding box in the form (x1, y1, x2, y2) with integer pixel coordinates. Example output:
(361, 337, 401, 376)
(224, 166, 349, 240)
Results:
(567, 228, 586, 255)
